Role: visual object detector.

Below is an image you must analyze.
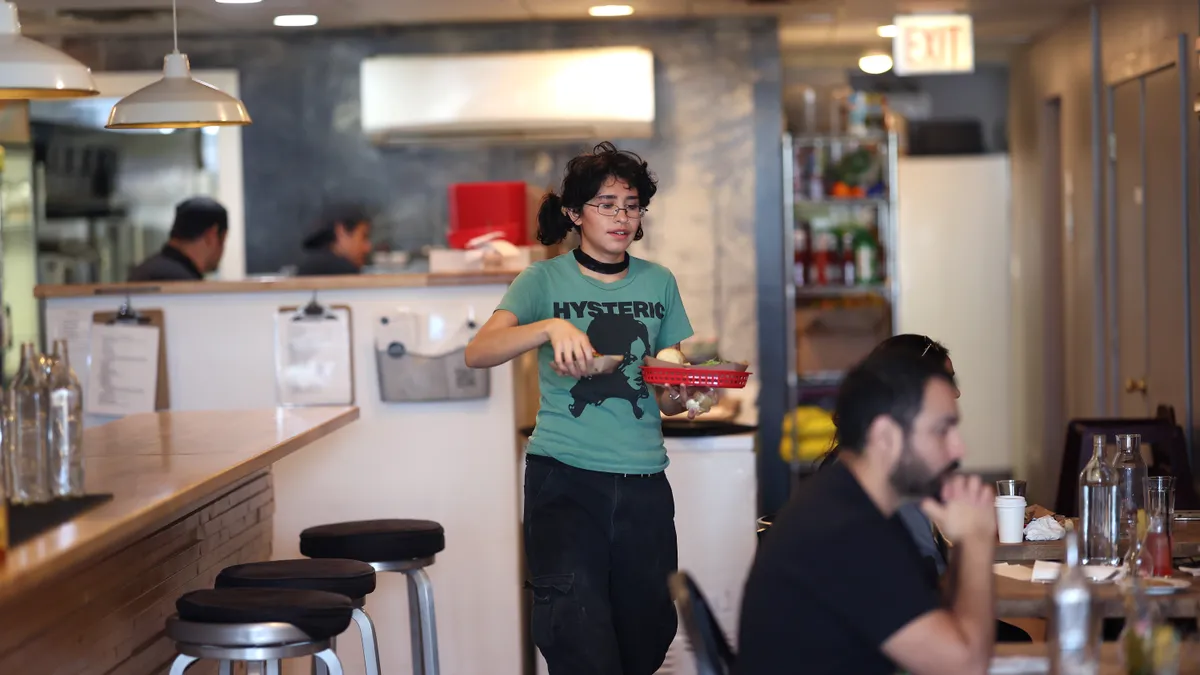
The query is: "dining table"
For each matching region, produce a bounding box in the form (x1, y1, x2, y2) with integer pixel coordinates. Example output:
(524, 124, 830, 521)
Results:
(992, 642, 1200, 674)
(994, 564, 1200, 621)
(995, 520, 1200, 563)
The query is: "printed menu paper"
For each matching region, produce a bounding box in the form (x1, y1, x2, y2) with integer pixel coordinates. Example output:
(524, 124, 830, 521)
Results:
(85, 322, 160, 417)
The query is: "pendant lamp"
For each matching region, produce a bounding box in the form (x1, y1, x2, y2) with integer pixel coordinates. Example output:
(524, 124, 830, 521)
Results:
(106, 0, 250, 129)
(0, 2, 97, 99)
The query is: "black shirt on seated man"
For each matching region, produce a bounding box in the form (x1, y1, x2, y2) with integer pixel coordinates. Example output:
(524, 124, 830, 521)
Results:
(735, 351, 997, 675)
(128, 197, 228, 282)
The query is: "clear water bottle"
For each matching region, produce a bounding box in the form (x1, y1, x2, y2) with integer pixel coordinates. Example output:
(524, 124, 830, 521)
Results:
(8, 342, 49, 504)
(1113, 433, 1146, 553)
(46, 339, 84, 498)
(1050, 530, 1100, 675)
(1079, 434, 1120, 565)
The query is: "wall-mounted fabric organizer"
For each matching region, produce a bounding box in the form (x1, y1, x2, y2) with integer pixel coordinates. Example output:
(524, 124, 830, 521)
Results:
(374, 308, 488, 402)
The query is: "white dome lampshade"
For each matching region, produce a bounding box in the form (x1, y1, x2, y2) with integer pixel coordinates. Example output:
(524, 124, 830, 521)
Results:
(0, 2, 97, 99)
(106, 52, 251, 129)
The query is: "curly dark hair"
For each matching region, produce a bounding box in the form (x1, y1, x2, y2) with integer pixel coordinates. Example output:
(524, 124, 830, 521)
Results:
(535, 142, 658, 246)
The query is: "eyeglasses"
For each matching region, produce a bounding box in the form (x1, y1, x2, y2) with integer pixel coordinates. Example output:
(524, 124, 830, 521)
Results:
(585, 202, 647, 220)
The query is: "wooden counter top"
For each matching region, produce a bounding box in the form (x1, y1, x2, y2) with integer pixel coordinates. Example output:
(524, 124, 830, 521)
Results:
(0, 406, 358, 603)
(34, 271, 519, 299)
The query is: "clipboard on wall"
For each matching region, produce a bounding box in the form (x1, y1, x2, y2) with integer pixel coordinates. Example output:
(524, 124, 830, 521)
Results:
(274, 299, 355, 407)
(89, 304, 170, 412)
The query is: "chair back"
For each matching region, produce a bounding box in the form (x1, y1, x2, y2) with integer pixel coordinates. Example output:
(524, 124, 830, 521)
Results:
(1055, 415, 1199, 516)
(668, 571, 736, 675)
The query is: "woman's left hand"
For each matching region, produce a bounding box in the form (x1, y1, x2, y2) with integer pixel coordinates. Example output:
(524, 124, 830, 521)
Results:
(665, 386, 721, 420)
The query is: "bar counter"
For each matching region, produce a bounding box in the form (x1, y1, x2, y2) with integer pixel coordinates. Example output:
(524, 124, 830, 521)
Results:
(33, 270, 519, 299)
(0, 406, 358, 674)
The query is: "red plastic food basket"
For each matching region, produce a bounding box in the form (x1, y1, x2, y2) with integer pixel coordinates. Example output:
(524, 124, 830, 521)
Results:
(640, 366, 751, 389)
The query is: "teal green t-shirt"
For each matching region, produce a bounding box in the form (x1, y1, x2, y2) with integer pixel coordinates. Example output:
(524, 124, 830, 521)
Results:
(498, 253, 694, 474)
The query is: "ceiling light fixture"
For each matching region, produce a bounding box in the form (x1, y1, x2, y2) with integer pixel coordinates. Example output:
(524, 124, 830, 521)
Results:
(876, 24, 899, 38)
(588, 5, 634, 17)
(274, 14, 319, 27)
(106, 0, 250, 129)
(0, 2, 97, 99)
(215, 0, 262, 3)
(858, 52, 893, 75)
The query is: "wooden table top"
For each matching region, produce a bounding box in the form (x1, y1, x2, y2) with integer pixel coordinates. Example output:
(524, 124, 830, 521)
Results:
(996, 521, 1200, 562)
(993, 643, 1200, 674)
(995, 566, 1200, 618)
(0, 406, 358, 603)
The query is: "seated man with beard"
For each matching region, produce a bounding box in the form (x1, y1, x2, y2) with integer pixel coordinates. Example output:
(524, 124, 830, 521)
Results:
(735, 351, 995, 675)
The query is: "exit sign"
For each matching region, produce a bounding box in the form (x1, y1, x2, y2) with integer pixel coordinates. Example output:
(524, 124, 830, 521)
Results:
(893, 14, 974, 75)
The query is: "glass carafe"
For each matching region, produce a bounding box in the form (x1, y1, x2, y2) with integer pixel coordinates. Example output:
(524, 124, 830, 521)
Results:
(1114, 433, 1147, 556)
(1079, 434, 1120, 565)
(8, 342, 49, 503)
(46, 339, 84, 498)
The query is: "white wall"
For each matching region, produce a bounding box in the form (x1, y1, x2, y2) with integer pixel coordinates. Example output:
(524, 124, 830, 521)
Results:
(896, 155, 1014, 472)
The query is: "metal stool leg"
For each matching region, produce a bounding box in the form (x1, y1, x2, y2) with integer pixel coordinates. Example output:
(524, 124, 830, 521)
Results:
(406, 571, 427, 675)
(168, 654, 199, 675)
(409, 567, 440, 675)
(266, 662, 282, 675)
(314, 648, 345, 675)
(352, 607, 383, 675)
(218, 663, 233, 675)
(313, 635, 338, 675)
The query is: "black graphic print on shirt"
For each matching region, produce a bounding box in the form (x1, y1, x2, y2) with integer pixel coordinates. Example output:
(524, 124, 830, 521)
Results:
(553, 300, 664, 420)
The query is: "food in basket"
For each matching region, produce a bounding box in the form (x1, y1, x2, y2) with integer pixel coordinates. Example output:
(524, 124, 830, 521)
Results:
(644, 349, 751, 373)
(656, 348, 687, 365)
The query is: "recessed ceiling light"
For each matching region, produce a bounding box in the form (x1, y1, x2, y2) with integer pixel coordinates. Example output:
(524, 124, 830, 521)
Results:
(588, 5, 634, 17)
(274, 14, 318, 27)
(858, 52, 893, 75)
(215, 0, 262, 4)
(876, 24, 899, 38)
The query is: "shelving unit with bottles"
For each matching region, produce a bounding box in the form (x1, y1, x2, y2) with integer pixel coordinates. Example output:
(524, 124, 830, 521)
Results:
(781, 126, 900, 467)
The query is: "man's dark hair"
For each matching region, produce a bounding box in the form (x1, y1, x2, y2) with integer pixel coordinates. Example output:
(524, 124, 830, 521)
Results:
(871, 333, 951, 364)
(303, 203, 372, 250)
(535, 141, 658, 246)
(169, 197, 228, 241)
(833, 350, 955, 455)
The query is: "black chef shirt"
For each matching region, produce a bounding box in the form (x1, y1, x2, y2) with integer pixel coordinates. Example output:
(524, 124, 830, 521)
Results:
(734, 461, 940, 675)
(295, 249, 361, 276)
(128, 244, 204, 282)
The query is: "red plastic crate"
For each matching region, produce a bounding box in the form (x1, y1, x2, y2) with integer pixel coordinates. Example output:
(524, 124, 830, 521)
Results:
(448, 181, 528, 249)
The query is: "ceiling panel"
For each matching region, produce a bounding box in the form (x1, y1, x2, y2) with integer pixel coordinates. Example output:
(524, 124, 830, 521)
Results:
(17, 0, 1092, 52)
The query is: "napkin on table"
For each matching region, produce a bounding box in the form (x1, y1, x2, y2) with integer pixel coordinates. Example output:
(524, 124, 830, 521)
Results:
(1023, 516, 1066, 541)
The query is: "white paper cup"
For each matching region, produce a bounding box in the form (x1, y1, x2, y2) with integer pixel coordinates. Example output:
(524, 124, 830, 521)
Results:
(996, 495, 1028, 544)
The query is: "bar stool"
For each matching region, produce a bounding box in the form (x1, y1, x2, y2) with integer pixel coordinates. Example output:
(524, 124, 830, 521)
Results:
(166, 587, 351, 675)
(215, 559, 381, 675)
(300, 519, 445, 675)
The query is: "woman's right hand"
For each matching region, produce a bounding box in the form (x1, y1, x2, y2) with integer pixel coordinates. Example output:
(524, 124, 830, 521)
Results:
(546, 318, 594, 379)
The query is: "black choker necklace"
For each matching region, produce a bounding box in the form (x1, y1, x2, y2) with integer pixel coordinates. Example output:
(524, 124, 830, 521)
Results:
(574, 248, 630, 275)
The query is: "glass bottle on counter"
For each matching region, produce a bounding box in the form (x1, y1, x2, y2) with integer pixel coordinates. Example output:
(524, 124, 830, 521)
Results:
(46, 339, 84, 498)
(8, 342, 49, 504)
(1050, 530, 1100, 675)
(1079, 434, 1120, 565)
(1113, 433, 1146, 556)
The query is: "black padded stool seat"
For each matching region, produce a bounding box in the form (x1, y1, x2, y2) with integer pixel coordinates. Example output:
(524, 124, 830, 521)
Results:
(216, 559, 377, 599)
(300, 519, 445, 562)
(176, 588, 353, 640)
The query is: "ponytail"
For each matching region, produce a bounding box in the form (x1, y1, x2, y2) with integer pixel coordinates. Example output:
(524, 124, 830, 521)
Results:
(536, 192, 576, 246)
